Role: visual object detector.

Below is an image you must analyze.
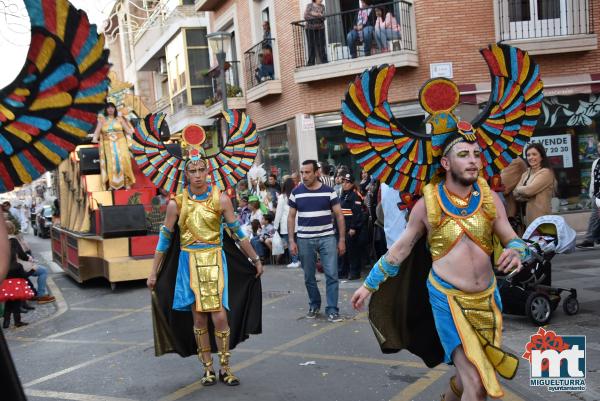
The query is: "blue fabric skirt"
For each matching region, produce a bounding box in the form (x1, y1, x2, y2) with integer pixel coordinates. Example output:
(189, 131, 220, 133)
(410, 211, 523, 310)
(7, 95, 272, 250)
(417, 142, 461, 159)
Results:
(172, 243, 230, 312)
(426, 269, 502, 364)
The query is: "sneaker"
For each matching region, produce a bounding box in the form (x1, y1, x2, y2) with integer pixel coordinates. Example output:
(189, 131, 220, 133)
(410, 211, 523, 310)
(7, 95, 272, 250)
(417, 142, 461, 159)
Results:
(36, 295, 56, 304)
(327, 312, 343, 323)
(306, 308, 319, 319)
(287, 261, 301, 268)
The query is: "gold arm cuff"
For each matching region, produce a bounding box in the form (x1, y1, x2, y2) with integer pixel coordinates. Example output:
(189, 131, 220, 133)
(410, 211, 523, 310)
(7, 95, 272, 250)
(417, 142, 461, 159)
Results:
(363, 283, 377, 293)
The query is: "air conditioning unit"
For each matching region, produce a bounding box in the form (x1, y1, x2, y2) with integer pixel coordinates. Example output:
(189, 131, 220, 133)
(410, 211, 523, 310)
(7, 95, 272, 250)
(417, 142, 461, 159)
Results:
(158, 58, 167, 75)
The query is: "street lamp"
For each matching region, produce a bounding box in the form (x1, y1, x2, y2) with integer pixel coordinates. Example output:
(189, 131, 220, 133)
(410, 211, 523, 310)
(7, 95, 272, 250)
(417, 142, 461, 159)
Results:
(206, 31, 232, 110)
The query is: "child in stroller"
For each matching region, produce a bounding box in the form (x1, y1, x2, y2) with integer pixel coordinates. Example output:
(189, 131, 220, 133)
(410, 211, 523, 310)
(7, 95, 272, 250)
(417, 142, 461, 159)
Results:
(496, 215, 579, 325)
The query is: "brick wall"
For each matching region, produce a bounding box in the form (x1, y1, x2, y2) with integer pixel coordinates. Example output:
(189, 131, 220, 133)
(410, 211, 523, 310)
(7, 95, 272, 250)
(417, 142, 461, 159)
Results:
(208, 0, 600, 130)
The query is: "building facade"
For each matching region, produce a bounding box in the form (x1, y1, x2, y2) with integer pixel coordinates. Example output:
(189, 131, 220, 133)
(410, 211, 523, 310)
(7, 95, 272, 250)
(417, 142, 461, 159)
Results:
(196, 0, 600, 224)
(106, 1, 600, 225)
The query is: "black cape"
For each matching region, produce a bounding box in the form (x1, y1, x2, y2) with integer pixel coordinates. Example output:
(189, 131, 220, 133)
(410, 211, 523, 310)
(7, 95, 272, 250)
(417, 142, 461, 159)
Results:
(0, 327, 27, 401)
(368, 238, 445, 368)
(151, 226, 262, 356)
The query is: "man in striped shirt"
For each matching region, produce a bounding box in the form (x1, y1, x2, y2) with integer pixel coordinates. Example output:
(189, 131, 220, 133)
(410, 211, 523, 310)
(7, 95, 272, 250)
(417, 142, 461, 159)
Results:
(288, 160, 346, 322)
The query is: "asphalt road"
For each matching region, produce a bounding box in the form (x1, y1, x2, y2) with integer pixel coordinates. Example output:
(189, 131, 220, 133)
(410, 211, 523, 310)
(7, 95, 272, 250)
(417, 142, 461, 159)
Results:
(4, 233, 599, 401)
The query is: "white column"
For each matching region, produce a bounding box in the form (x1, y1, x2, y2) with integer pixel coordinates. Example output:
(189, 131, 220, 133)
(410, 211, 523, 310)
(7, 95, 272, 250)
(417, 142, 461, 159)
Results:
(294, 113, 319, 168)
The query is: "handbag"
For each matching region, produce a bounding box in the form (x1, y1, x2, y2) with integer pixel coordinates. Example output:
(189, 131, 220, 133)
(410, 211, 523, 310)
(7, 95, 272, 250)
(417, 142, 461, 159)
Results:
(0, 278, 35, 302)
(271, 231, 285, 256)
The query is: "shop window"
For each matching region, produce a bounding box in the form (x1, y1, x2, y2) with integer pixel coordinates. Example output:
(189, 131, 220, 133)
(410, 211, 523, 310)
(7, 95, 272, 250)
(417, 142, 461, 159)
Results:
(259, 125, 290, 178)
(534, 94, 600, 211)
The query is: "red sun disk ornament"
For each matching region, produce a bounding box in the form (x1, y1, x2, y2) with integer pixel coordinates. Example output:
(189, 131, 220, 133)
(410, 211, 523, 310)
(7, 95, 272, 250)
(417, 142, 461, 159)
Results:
(182, 124, 206, 146)
(420, 79, 460, 113)
(457, 120, 472, 131)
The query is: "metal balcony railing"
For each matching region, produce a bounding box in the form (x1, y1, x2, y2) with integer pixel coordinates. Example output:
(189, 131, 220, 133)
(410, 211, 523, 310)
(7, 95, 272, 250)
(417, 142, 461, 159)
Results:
(205, 60, 243, 105)
(497, 0, 594, 41)
(291, 0, 414, 69)
(244, 38, 277, 90)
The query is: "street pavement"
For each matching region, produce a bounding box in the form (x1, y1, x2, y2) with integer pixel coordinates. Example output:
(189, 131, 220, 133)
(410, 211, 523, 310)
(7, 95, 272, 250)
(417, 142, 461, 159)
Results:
(4, 233, 599, 401)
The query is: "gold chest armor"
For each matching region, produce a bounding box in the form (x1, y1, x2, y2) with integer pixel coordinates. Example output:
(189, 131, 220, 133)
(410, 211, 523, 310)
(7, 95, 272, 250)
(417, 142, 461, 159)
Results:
(176, 187, 223, 247)
(423, 177, 496, 261)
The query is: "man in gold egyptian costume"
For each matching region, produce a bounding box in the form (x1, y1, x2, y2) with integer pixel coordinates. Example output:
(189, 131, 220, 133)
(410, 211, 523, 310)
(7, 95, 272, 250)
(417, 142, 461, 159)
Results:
(147, 153, 264, 387)
(352, 127, 529, 400)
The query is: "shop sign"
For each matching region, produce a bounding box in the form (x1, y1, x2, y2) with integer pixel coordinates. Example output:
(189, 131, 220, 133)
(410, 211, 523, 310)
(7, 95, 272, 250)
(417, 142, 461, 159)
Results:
(301, 114, 315, 132)
(528, 134, 573, 168)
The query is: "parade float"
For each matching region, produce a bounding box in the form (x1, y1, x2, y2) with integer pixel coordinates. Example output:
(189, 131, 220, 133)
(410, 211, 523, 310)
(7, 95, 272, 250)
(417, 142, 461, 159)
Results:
(50, 76, 166, 289)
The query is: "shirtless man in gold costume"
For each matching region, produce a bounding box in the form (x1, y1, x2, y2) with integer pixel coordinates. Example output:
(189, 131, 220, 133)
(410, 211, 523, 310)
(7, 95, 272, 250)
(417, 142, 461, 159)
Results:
(352, 136, 527, 400)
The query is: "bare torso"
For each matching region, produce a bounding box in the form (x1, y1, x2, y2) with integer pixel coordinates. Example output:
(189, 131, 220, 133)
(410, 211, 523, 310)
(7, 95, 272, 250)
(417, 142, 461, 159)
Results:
(422, 212, 494, 293)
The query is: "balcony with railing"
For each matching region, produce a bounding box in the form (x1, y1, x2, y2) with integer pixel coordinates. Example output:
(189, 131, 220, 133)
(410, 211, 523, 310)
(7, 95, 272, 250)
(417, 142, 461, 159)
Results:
(496, 0, 597, 54)
(291, 0, 417, 83)
(152, 96, 171, 114)
(244, 38, 282, 102)
(133, 0, 205, 71)
(203, 61, 246, 118)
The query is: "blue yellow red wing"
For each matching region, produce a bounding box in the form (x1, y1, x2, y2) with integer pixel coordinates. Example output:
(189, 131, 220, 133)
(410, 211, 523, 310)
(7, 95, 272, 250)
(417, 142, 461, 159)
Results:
(0, 0, 110, 192)
(472, 43, 543, 180)
(342, 65, 436, 194)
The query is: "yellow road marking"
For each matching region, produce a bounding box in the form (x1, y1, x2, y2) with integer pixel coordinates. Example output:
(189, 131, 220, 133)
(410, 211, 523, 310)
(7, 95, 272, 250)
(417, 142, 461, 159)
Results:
(25, 389, 139, 401)
(389, 367, 448, 401)
(70, 307, 148, 313)
(9, 336, 140, 346)
(23, 343, 149, 387)
(280, 351, 426, 368)
(45, 306, 150, 339)
(158, 313, 368, 401)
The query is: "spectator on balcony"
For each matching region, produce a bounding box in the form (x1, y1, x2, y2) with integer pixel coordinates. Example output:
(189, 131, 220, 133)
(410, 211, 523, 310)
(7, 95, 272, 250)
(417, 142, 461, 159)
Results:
(346, 0, 376, 58)
(255, 46, 274, 84)
(373, 7, 401, 52)
(262, 21, 271, 43)
(304, 0, 328, 66)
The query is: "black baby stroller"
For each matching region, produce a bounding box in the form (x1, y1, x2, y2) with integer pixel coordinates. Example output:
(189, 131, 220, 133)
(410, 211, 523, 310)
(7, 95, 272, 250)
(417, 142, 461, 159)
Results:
(497, 215, 579, 326)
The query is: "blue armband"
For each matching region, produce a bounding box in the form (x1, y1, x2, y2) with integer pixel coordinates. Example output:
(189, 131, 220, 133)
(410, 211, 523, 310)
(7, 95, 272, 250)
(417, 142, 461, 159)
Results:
(363, 254, 401, 293)
(156, 225, 173, 253)
(506, 238, 530, 261)
(226, 220, 247, 241)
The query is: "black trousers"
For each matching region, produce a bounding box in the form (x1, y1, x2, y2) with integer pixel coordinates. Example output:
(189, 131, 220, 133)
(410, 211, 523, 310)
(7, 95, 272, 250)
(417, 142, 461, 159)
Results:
(339, 232, 361, 278)
(306, 28, 327, 65)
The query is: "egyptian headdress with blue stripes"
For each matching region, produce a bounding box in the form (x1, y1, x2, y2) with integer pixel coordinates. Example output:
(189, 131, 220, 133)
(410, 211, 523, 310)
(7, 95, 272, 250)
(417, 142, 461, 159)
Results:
(0, 0, 110, 192)
(342, 43, 543, 197)
(131, 110, 259, 193)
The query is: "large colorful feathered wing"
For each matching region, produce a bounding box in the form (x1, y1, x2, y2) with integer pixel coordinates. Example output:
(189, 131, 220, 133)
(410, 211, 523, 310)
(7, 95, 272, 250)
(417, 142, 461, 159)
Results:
(131, 109, 259, 193)
(0, 0, 110, 192)
(473, 43, 543, 180)
(342, 43, 543, 195)
(342, 65, 436, 195)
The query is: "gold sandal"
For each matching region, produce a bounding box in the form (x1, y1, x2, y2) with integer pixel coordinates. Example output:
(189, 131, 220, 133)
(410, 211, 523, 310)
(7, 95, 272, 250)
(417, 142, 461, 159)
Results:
(215, 328, 240, 386)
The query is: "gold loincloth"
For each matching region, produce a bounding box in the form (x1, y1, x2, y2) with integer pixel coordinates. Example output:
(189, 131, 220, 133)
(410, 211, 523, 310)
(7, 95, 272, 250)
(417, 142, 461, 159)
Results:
(186, 246, 224, 312)
(428, 272, 519, 398)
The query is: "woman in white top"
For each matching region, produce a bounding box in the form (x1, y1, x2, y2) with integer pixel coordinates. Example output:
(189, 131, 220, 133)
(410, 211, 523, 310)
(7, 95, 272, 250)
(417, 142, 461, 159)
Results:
(273, 178, 300, 267)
